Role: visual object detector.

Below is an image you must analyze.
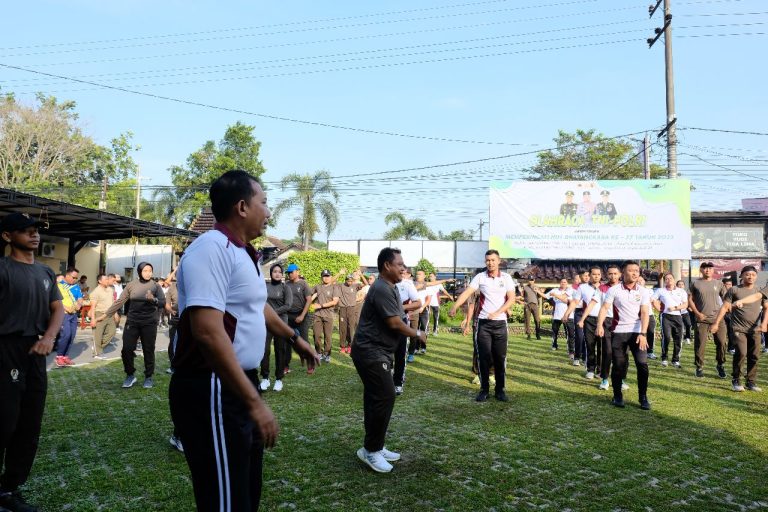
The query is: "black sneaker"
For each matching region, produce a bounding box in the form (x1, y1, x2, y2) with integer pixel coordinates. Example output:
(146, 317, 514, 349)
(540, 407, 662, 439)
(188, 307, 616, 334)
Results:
(475, 390, 489, 402)
(716, 365, 726, 379)
(639, 397, 652, 410)
(495, 391, 509, 402)
(611, 396, 625, 408)
(695, 367, 704, 378)
(0, 491, 39, 512)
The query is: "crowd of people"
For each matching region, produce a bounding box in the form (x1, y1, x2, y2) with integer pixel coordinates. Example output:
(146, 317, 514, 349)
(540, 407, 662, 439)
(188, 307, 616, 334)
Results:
(1, 167, 767, 509)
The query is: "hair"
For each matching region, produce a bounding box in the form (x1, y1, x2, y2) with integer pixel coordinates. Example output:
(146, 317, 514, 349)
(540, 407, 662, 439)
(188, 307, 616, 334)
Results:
(589, 265, 602, 274)
(620, 260, 640, 271)
(79, 275, 88, 281)
(377, 247, 402, 272)
(740, 265, 758, 275)
(579, 269, 589, 275)
(96, 273, 108, 283)
(209, 170, 262, 222)
(65, 267, 79, 276)
(721, 277, 732, 283)
(606, 264, 620, 272)
(485, 249, 499, 257)
(676, 280, 685, 286)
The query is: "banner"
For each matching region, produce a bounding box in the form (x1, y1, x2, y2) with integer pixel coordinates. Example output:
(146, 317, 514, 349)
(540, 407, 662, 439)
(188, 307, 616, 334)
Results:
(489, 180, 691, 259)
(691, 226, 765, 257)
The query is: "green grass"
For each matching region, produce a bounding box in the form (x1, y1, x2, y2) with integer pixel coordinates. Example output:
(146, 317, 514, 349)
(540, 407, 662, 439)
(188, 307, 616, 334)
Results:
(26, 333, 768, 511)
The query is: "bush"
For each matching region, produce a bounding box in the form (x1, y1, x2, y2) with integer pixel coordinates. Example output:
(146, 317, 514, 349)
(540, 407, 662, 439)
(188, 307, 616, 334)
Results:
(286, 251, 361, 287)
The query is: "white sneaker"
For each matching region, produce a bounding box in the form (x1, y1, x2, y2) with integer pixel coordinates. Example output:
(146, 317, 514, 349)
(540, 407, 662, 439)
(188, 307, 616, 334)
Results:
(380, 447, 401, 462)
(585, 371, 595, 380)
(259, 378, 270, 391)
(395, 386, 403, 396)
(661, 360, 669, 367)
(598, 379, 610, 390)
(672, 361, 681, 369)
(169, 435, 184, 453)
(572, 359, 581, 366)
(357, 448, 393, 473)
(685, 338, 691, 345)
(621, 381, 629, 391)
(273, 380, 283, 392)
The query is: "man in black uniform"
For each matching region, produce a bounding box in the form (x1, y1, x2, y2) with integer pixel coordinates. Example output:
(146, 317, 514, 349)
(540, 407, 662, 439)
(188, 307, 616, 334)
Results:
(352, 247, 426, 473)
(0, 213, 64, 512)
(560, 191, 577, 217)
(595, 190, 617, 219)
(285, 263, 312, 373)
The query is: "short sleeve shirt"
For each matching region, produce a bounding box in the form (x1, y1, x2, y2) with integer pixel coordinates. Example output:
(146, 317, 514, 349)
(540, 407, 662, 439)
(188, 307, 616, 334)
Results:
(547, 288, 573, 319)
(654, 287, 688, 316)
(312, 283, 340, 318)
(689, 279, 724, 322)
(724, 286, 765, 333)
(416, 288, 431, 308)
(286, 279, 311, 314)
(89, 285, 115, 316)
(395, 279, 419, 305)
(338, 283, 362, 308)
(522, 285, 539, 304)
(0, 257, 62, 337)
(603, 283, 651, 333)
(174, 229, 266, 371)
(576, 283, 598, 311)
(468, 271, 516, 321)
(598, 284, 614, 319)
(426, 284, 444, 308)
(352, 278, 405, 363)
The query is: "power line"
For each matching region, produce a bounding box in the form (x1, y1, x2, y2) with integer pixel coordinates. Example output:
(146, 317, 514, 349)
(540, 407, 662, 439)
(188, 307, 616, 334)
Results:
(7, 21, 762, 87)
(679, 152, 768, 182)
(680, 126, 768, 136)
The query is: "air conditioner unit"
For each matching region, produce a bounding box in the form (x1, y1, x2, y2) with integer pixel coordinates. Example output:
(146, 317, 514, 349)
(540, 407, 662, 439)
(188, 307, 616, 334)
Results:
(41, 243, 56, 258)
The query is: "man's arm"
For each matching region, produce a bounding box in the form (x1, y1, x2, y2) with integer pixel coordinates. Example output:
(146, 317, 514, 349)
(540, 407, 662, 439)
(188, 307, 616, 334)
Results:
(488, 290, 517, 320)
(761, 302, 768, 332)
(419, 295, 432, 313)
(688, 293, 706, 321)
(709, 302, 731, 333)
(296, 285, 312, 323)
(579, 299, 598, 326)
(89, 297, 100, 327)
(595, 301, 611, 337)
(732, 291, 763, 309)
(385, 315, 426, 343)
(449, 286, 477, 316)
(30, 300, 64, 355)
(462, 301, 475, 336)
(190, 306, 280, 448)
(403, 299, 422, 313)
(638, 304, 650, 350)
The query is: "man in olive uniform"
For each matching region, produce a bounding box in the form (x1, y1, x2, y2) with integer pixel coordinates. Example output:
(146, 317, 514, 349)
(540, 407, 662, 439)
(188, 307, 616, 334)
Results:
(338, 274, 363, 354)
(595, 190, 617, 219)
(560, 191, 577, 217)
(311, 269, 340, 363)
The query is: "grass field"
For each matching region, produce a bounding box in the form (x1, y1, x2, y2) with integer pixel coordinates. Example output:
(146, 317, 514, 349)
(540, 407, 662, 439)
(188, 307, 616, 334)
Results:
(25, 331, 768, 511)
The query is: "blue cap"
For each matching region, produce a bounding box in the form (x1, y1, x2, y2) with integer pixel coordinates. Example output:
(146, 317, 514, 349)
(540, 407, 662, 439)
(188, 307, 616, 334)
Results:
(286, 264, 299, 273)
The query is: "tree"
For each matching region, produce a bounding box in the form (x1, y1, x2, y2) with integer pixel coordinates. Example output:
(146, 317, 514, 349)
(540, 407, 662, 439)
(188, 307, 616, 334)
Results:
(523, 129, 666, 181)
(438, 229, 475, 240)
(272, 171, 339, 250)
(382, 212, 436, 240)
(0, 93, 99, 188)
(164, 122, 267, 228)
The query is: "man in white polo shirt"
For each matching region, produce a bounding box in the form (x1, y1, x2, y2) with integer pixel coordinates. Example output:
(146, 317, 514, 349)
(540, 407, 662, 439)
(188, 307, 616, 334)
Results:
(169, 170, 319, 511)
(596, 260, 652, 410)
(580, 264, 622, 390)
(546, 278, 575, 353)
(652, 272, 689, 369)
(571, 266, 602, 378)
(450, 250, 517, 402)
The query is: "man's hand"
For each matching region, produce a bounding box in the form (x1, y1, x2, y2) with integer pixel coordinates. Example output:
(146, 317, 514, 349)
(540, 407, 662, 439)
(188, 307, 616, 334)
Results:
(696, 312, 706, 322)
(487, 311, 501, 320)
(448, 305, 458, 318)
(733, 300, 744, 309)
(761, 319, 768, 333)
(577, 320, 585, 329)
(295, 314, 305, 324)
(90, 318, 97, 328)
(248, 400, 279, 449)
(709, 323, 719, 334)
(417, 330, 427, 345)
(637, 335, 648, 351)
(293, 337, 320, 370)
(596, 324, 604, 337)
(29, 338, 54, 355)
(114, 313, 120, 324)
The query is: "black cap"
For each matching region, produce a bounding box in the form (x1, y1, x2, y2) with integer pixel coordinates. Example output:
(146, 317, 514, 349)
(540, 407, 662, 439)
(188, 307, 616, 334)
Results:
(699, 261, 714, 269)
(565, 191, 574, 196)
(320, 269, 332, 277)
(0, 213, 42, 233)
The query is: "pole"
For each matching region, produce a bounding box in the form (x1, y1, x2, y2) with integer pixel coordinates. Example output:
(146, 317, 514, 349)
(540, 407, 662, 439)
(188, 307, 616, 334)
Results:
(135, 165, 141, 219)
(478, 219, 486, 240)
(99, 174, 108, 272)
(663, 0, 681, 279)
(643, 135, 651, 180)
(664, 0, 677, 180)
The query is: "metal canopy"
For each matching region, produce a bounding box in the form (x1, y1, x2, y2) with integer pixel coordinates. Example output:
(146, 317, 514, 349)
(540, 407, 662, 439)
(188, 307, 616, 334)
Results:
(0, 187, 199, 241)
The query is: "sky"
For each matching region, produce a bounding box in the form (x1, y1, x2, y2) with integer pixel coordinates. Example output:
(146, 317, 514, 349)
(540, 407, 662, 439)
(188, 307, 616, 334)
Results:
(1, 0, 766, 242)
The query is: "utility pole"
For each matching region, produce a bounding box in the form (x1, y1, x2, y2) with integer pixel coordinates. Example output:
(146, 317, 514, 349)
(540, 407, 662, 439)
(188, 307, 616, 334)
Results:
(98, 174, 108, 272)
(478, 219, 486, 240)
(649, 0, 681, 278)
(643, 134, 651, 179)
(135, 165, 141, 219)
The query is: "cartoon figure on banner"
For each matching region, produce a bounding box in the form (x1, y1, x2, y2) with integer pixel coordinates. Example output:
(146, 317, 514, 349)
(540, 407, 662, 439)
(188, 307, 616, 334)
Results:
(560, 190, 578, 217)
(595, 190, 618, 220)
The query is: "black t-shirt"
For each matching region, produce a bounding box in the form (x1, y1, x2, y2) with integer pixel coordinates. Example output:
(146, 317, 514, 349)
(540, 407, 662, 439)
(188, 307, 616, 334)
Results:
(724, 286, 766, 333)
(0, 257, 62, 337)
(351, 278, 404, 363)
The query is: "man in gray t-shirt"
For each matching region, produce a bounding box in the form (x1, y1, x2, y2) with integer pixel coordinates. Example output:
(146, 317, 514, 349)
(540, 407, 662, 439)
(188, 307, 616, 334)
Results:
(711, 266, 767, 392)
(688, 262, 728, 378)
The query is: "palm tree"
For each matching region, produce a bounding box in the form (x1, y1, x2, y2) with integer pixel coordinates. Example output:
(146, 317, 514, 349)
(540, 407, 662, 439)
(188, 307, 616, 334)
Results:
(382, 212, 436, 240)
(272, 171, 339, 250)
